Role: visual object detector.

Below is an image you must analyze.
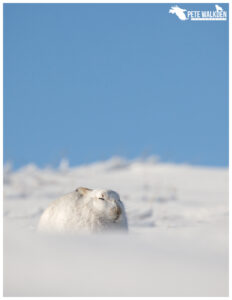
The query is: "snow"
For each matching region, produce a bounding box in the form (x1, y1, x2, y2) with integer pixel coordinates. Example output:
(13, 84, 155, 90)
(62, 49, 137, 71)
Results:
(3, 157, 229, 296)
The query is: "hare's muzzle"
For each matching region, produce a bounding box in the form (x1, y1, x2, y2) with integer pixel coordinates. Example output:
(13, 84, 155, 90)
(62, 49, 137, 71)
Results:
(112, 204, 122, 221)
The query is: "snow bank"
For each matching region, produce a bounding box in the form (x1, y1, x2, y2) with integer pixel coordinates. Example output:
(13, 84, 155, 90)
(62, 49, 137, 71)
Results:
(3, 157, 229, 296)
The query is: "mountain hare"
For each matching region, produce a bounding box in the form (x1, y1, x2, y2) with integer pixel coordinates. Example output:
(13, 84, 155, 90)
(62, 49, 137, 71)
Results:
(38, 187, 128, 234)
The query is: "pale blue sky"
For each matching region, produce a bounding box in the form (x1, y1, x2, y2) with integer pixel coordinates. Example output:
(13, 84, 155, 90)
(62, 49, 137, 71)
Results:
(4, 3, 229, 169)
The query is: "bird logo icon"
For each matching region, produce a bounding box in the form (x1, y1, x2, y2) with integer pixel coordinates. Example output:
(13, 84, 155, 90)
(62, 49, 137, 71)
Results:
(169, 5, 188, 21)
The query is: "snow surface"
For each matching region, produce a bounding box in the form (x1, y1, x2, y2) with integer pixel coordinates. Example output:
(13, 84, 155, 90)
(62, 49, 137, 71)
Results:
(3, 157, 229, 296)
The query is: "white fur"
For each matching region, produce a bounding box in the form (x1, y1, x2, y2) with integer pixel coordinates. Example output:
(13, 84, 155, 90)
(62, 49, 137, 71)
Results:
(37, 188, 128, 234)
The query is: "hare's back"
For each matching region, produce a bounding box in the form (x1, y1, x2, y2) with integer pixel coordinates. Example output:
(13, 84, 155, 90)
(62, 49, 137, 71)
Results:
(38, 191, 81, 231)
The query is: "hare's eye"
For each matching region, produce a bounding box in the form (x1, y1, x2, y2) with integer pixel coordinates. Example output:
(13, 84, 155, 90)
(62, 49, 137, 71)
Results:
(98, 197, 104, 201)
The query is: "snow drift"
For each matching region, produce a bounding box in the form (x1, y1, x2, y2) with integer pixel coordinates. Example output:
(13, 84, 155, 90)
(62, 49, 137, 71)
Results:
(3, 157, 229, 296)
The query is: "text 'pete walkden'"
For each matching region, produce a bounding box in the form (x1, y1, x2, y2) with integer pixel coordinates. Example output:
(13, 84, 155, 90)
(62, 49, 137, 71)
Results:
(169, 5, 227, 21)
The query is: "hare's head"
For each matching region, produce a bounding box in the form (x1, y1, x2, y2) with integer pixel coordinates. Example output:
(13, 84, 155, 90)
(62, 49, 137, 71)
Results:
(76, 187, 125, 222)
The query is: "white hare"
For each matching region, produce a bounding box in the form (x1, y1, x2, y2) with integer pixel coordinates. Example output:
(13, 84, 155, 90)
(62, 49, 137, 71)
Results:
(38, 187, 128, 234)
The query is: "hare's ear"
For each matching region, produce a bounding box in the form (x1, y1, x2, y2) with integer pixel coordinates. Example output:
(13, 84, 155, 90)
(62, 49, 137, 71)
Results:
(76, 187, 92, 197)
